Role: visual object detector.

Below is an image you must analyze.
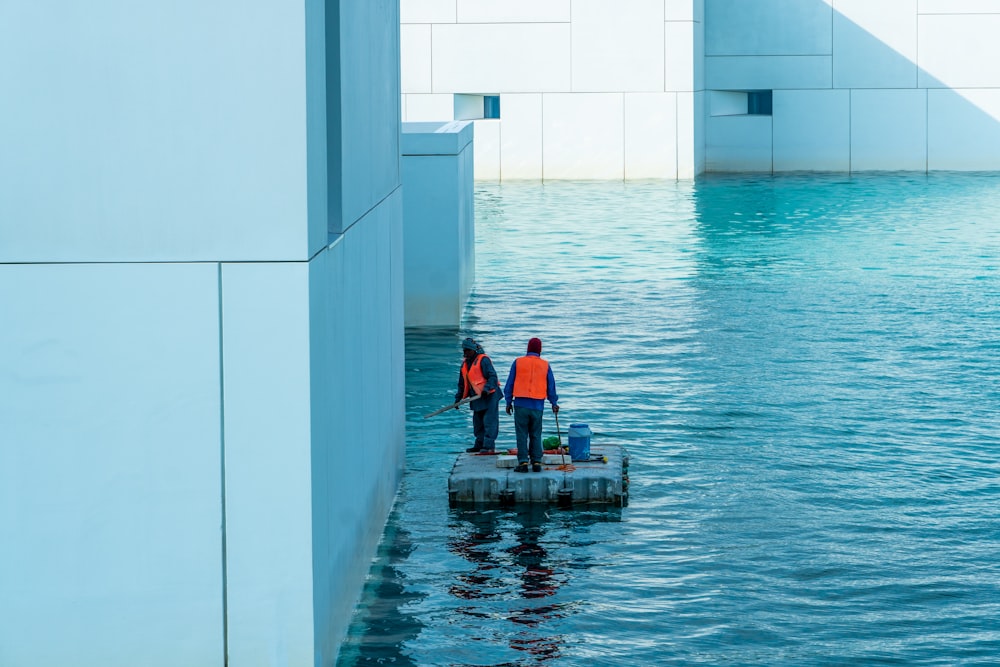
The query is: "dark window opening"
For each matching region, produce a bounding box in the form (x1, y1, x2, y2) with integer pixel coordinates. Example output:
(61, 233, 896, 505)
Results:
(483, 95, 500, 119)
(747, 91, 772, 116)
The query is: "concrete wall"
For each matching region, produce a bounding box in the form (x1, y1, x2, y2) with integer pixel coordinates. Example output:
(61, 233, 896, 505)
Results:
(400, 0, 706, 180)
(705, 0, 1000, 172)
(401, 0, 1000, 177)
(402, 121, 476, 326)
(0, 1, 403, 665)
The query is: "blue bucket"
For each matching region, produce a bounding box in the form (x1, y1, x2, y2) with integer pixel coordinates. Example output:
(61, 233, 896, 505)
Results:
(567, 423, 592, 461)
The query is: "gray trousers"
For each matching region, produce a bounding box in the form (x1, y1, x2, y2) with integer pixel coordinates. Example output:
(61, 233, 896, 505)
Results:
(473, 392, 500, 450)
(513, 406, 544, 464)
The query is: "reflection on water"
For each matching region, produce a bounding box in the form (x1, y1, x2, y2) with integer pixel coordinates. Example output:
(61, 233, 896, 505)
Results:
(340, 174, 1000, 666)
(446, 507, 620, 664)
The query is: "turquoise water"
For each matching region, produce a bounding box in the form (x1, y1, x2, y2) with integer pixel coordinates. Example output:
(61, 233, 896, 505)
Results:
(338, 174, 1000, 666)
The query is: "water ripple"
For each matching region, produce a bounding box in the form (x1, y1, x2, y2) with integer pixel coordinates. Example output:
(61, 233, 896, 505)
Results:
(340, 174, 1000, 666)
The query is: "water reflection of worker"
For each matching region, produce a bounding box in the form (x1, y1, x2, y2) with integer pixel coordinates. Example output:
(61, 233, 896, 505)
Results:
(455, 337, 503, 454)
(448, 508, 567, 662)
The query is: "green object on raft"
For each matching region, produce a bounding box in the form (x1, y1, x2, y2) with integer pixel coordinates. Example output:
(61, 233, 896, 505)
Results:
(543, 435, 561, 448)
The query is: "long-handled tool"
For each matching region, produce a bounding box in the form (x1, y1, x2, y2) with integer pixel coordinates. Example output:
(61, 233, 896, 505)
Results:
(424, 394, 477, 419)
(554, 408, 566, 467)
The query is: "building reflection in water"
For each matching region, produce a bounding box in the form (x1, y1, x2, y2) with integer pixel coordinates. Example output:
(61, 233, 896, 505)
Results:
(448, 505, 620, 664)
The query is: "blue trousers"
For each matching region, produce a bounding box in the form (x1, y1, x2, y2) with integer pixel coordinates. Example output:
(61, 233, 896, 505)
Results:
(472, 392, 500, 450)
(513, 406, 544, 464)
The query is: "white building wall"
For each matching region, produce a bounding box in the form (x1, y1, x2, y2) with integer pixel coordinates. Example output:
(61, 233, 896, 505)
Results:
(400, 0, 706, 180)
(402, 0, 1000, 176)
(705, 0, 1000, 172)
(0, 1, 404, 665)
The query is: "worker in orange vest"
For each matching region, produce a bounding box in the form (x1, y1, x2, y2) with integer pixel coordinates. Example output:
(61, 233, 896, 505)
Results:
(503, 337, 559, 473)
(455, 337, 503, 454)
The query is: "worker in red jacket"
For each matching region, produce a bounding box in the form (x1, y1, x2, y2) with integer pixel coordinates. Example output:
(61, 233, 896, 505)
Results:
(503, 337, 559, 473)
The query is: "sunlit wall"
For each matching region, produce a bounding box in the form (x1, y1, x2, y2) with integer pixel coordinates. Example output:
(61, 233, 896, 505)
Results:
(400, 0, 706, 180)
(401, 0, 1000, 177)
(0, 1, 404, 665)
(706, 0, 1000, 172)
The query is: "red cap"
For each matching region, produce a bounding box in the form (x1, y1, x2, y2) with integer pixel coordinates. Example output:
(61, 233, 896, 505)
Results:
(527, 338, 542, 354)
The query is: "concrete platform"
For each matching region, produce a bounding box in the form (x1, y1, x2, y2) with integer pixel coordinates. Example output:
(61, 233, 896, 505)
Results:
(448, 445, 630, 507)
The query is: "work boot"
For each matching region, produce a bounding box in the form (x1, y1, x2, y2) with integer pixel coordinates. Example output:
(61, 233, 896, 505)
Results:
(465, 444, 483, 453)
(513, 462, 529, 473)
(531, 462, 542, 473)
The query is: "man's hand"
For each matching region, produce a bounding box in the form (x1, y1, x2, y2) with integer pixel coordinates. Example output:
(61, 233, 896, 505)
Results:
(506, 403, 513, 415)
(552, 404, 560, 414)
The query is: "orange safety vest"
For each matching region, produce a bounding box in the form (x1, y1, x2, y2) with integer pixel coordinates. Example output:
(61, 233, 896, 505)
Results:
(512, 355, 549, 400)
(462, 354, 494, 397)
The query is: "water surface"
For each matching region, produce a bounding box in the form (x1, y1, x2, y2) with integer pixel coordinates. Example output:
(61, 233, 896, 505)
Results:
(339, 173, 1000, 666)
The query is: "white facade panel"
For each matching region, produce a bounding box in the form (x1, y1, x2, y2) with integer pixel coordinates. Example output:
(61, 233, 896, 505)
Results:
(705, 56, 833, 90)
(401, 0, 456, 23)
(432, 23, 572, 93)
(403, 93, 455, 121)
(705, 0, 833, 56)
(666, 0, 705, 22)
(665, 20, 696, 92)
(0, 3, 310, 263)
(571, 0, 665, 93)
(625, 93, 679, 179)
(918, 0, 1000, 14)
(543, 93, 625, 179)
(0, 262, 224, 667)
(850, 89, 927, 171)
(679, 91, 705, 178)
(339, 0, 402, 233)
(401, 24, 432, 93)
(928, 88, 1000, 170)
(457, 0, 571, 23)
(221, 261, 315, 667)
(918, 14, 1000, 88)
(833, 0, 918, 89)
(705, 115, 773, 172)
(773, 89, 851, 171)
(500, 94, 545, 180)
(474, 119, 502, 181)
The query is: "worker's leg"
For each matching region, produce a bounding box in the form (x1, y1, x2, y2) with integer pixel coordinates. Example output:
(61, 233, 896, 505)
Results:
(472, 409, 485, 449)
(481, 394, 499, 451)
(528, 411, 544, 464)
(513, 407, 533, 464)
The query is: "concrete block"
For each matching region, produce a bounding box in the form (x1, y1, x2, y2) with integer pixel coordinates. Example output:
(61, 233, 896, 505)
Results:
(833, 0, 918, 89)
(918, 14, 1000, 88)
(500, 93, 544, 180)
(928, 88, 1000, 170)
(432, 23, 572, 93)
(401, 0, 456, 23)
(773, 89, 850, 171)
(401, 24, 432, 93)
(625, 93, 679, 179)
(402, 122, 476, 324)
(706, 55, 832, 90)
(542, 93, 625, 179)
(457, 0, 571, 23)
(705, 115, 773, 172)
(571, 0, 665, 92)
(706, 0, 832, 56)
(850, 89, 927, 171)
